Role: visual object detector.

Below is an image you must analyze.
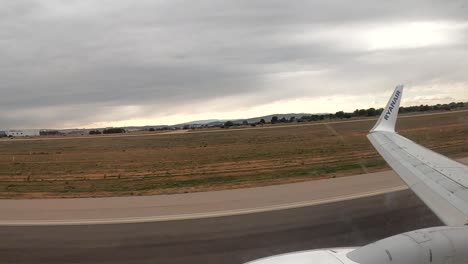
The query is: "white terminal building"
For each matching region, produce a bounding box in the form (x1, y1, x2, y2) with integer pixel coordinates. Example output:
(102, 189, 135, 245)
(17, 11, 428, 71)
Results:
(4, 129, 41, 137)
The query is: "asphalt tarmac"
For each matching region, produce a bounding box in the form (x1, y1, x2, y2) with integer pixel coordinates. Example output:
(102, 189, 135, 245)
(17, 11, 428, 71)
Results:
(0, 189, 441, 264)
(0, 169, 408, 225)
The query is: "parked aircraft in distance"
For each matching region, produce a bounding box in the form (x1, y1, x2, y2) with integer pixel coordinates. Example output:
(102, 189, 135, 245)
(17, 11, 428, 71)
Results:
(247, 85, 468, 264)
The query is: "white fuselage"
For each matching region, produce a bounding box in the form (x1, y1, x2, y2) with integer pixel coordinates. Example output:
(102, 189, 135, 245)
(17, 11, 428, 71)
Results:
(247, 226, 468, 264)
(246, 248, 358, 264)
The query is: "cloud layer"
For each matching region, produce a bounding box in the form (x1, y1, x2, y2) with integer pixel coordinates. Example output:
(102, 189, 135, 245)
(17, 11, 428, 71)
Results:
(1, 0, 468, 128)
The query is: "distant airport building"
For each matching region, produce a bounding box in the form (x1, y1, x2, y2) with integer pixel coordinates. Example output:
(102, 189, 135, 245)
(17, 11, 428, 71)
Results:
(5, 129, 40, 137)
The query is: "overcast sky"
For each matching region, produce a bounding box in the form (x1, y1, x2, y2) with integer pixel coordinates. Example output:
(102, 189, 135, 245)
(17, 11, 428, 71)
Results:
(1, 0, 468, 129)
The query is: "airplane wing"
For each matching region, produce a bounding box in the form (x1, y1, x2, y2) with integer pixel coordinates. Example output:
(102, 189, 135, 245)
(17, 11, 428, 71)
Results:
(368, 85, 468, 226)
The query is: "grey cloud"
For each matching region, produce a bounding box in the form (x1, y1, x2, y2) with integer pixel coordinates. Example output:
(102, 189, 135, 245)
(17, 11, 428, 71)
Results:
(0, 0, 468, 128)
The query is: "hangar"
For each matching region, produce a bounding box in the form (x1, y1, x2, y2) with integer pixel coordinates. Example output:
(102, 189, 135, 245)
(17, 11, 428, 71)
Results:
(4, 129, 40, 137)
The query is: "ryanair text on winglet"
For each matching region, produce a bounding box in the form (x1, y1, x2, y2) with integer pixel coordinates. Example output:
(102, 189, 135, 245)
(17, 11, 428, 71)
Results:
(384, 90, 401, 121)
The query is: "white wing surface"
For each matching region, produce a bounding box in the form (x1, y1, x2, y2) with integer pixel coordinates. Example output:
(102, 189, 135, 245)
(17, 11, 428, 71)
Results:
(368, 85, 468, 226)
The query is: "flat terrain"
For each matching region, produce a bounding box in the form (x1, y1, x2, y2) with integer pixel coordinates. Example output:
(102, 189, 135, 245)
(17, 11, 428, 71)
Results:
(0, 168, 411, 224)
(0, 110, 467, 198)
(0, 190, 441, 264)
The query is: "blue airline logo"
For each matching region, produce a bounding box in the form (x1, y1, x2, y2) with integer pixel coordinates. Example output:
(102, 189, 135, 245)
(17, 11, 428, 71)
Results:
(384, 90, 401, 121)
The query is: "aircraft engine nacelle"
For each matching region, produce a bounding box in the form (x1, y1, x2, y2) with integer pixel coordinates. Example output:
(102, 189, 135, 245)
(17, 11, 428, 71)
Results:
(347, 226, 468, 264)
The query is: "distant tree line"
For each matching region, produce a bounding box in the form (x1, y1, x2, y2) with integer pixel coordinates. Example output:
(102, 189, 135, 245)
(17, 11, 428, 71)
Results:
(40, 130, 61, 136)
(399, 102, 465, 113)
(89, 128, 126, 135)
(89, 130, 102, 135)
(220, 101, 467, 128)
(103, 128, 126, 134)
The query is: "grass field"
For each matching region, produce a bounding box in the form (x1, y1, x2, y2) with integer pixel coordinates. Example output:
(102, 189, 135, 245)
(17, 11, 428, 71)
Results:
(0, 111, 467, 198)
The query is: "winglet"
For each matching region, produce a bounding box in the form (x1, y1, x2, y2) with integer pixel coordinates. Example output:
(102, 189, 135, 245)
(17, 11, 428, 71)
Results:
(370, 85, 404, 133)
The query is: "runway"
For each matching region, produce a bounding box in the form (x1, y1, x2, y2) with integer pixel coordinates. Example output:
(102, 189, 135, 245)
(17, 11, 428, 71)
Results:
(1, 158, 465, 263)
(1, 156, 467, 225)
(0, 190, 441, 264)
(0, 170, 409, 225)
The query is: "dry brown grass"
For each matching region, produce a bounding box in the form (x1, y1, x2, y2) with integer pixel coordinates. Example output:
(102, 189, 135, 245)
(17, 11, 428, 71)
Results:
(0, 111, 467, 198)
